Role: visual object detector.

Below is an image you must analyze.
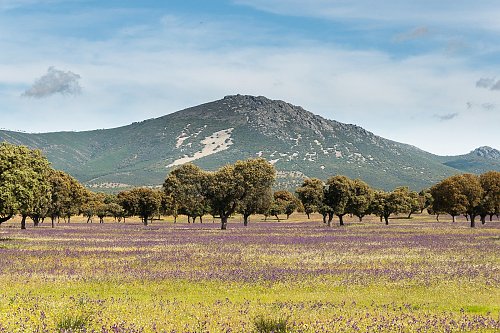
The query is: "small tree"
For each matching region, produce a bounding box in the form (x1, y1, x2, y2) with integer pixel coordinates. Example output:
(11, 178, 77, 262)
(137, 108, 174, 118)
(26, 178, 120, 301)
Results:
(296, 178, 324, 219)
(478, 171, 500, 224)
(118, 188, 161, 225)
(236, 158, 275, 226)
(456, 174, 483, 227)
(238, 189, 273, 226)
(273, 190, 300, 220)
(430, 178, 463, 223)
(324, 175, 354, 226)
(369, 187, 412, 225)
(348, 178, 374, 222)
(163, 163, 209, 223)
(406, 190, 421, 218)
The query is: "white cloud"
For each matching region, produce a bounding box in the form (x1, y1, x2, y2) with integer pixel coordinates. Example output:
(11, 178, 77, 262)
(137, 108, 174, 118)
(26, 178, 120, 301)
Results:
(22, 66, 82, 98)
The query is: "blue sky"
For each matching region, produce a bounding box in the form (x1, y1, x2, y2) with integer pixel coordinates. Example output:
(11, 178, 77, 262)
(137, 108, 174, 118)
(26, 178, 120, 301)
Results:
(1, 0, 499, 155)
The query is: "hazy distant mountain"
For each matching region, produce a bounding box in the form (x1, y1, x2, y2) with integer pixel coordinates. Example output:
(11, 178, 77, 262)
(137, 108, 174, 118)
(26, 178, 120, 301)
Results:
(438, 146, 500, 174)
(1, 95, 498, 190)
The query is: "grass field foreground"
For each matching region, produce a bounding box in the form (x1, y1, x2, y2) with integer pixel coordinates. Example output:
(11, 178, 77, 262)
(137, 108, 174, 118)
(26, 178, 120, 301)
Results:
(0, 214, 499, 332)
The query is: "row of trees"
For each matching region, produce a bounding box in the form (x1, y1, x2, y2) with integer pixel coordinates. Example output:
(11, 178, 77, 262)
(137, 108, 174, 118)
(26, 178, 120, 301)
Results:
(296, 176, 425, 226)
(430, 172, 499, 227)
(296, 171, 499, 228)
(0, 143, 166, 229)
(1, 143, 498, 229)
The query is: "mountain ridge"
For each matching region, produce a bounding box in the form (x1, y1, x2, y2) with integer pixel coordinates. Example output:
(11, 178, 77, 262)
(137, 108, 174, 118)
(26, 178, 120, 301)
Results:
(1, 95, 498, 191)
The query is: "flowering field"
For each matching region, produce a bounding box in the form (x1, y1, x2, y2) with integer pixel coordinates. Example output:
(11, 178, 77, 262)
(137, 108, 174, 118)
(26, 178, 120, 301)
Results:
(0, 214, 499, 332)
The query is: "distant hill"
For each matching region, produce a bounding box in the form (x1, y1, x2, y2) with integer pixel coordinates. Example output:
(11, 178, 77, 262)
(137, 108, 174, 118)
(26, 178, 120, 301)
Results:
(1, 95, 499, 191)
(438, 146, 500, 174)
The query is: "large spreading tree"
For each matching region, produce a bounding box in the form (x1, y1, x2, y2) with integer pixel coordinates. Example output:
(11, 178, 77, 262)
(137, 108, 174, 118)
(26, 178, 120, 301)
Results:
(0, 143, 52, 229)
(205, 158, 275, 230)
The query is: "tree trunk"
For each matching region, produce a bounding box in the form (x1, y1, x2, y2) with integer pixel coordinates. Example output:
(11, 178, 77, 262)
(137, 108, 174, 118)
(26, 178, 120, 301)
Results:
(21, 215, 27, 229)
(306, 213, 310, 219)
(174, 215, 177, 223)
(143, 216, 148, 226)
(358, 216, 363, 222)
(470, 214, 475, 228)
(243, 214, 250, 226)
(480, 214, 486, 225)
(200, 216, 203, 223)
(436, 214, 439, 222)
(275, 214, 280, 222)
(384, 215, 389, 225)
(51, 217, 55, 228)
(33, 217, 39, 227)
(452, 215, 455, 223)
(187, 216, 191, 224)
(338, 214, 344, 226)
(286, 213, 291, 219)
(407, 212, 412, 219)
(379, 216, 383, 222)
(464, 214, 469, 221)
(220, 215, 228, 230)
(490, 214, 494, 222)
(327, 213, 333, 227)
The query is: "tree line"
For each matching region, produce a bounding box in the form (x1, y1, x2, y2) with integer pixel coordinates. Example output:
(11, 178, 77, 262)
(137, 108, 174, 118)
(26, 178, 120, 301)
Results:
(0, 143, 498, 229)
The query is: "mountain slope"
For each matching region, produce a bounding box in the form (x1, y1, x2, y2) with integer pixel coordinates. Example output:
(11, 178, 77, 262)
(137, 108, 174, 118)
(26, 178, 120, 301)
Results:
(1, 95, 498, 190)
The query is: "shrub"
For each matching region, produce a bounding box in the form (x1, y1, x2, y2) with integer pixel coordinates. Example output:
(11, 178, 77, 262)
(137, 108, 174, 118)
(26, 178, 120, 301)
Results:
(253, 315, 291, 333)
(56, 313, 89, 332)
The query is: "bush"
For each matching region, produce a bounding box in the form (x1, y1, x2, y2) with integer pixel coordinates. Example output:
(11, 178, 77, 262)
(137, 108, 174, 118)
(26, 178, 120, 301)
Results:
(253, 315, 291, 333)
(56, 313, 89, 332)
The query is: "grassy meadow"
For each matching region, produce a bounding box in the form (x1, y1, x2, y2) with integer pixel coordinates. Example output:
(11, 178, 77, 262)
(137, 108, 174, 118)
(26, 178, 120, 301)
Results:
(0, 213, 499, 332)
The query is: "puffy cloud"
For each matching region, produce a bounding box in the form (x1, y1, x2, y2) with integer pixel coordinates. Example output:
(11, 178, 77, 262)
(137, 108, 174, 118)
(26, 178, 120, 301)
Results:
(22, 67, 82, 98)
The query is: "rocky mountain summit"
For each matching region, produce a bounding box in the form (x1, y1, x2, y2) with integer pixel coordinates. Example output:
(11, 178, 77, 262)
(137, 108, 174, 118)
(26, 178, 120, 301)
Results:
(471, 146, 500, 159)
(1, 95, 498, 190)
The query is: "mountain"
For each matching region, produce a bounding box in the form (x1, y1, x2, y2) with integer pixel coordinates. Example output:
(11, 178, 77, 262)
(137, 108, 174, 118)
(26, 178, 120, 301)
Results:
(438, 146, 500, 174)
(1, 95, 499, 191)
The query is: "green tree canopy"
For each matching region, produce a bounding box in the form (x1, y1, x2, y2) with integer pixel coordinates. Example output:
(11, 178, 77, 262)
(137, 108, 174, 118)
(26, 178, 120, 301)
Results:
(478, 171, 499, 224)
(118, 188, 161, 225)
(324, 175, 355, 226)
(347, 178, 374, 222)
(271, 190, 300, 221)
(369, 187, 413, 225)
(235, 158, 275, 226)
(296, 178, 324, 219)
(205, 158, 275, 229)
(0, 143, 52, 228)
(163, 163, 209, 223)
(431, 174, 483, 227)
